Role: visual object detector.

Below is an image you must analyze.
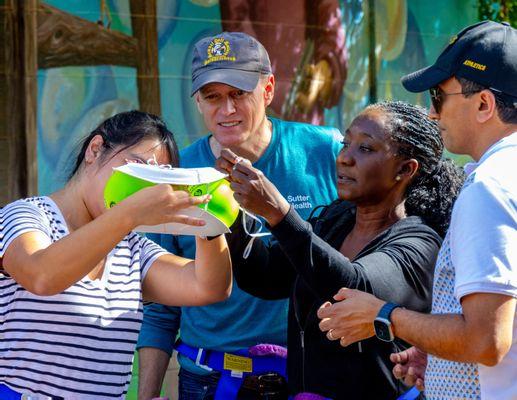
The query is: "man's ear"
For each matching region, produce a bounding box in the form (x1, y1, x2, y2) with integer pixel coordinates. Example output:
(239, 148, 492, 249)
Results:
(476, 89, 497, 123)
(195, 92, 203, 114)
(84, 135, 104, 165)
(397, 158, 419, 183)
(263, 75, 275, 107)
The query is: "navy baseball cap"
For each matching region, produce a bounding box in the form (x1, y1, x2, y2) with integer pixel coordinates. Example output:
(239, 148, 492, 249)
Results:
(191, 32, 272, 96)
(402, 20, 517, 103)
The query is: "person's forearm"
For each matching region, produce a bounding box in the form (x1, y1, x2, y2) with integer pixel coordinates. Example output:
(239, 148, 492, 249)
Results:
(138, 347, 171, 400)
(391, 308, 498, 365)
(232, 235, 294, 300)
(270, 208, 361, 299)
(193, 236, 232, 302)
(6, 204, 134, 295)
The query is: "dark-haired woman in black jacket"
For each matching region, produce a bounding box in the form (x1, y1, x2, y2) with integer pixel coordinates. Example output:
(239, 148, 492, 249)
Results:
(217, 101, 465, 399)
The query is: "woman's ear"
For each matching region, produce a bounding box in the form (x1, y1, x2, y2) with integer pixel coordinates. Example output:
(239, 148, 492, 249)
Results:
(84, 135, 104, 165)
(396, 158, 419, 182)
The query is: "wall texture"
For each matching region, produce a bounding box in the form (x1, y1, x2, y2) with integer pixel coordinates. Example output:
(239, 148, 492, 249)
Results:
(30, 0, 482, 197)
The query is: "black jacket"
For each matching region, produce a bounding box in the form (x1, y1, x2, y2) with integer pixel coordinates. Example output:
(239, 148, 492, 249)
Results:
(231, 201, 441, 399)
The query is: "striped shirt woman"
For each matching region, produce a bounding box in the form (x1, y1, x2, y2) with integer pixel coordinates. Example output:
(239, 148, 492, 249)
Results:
(0, 111, 231, 399)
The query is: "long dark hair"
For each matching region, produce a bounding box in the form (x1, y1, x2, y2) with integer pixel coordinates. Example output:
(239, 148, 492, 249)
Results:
(69, 110, 179, 180)
(366, 101, 465, 237)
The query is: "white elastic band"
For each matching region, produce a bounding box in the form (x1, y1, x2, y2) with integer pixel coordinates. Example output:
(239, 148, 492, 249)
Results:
(241, 209, 271, 259)
(144, 155, 173, 169)
(146, 154, 158, 165)
(203, 183, 209, 211)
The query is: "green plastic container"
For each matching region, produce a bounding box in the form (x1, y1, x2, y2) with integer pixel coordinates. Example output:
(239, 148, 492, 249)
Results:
(104, 170, 239, 229)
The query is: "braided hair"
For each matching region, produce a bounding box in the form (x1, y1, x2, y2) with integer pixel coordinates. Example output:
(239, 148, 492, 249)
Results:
(365, 101, 465, 237)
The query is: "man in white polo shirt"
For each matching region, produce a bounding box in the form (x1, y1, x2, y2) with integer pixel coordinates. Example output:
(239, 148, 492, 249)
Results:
(316, 20, 517, 399)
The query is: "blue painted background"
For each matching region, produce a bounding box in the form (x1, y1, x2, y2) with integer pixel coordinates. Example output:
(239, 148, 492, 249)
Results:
(37, 0, 478, 193)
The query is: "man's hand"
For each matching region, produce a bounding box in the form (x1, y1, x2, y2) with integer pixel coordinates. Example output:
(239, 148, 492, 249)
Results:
(391, 346, 427, 391)
(317, 288, 385, 347)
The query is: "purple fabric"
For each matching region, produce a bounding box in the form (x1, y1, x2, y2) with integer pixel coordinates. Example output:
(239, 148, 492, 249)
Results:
(293, 393, 327, 400)
(248, 343, 288, 359)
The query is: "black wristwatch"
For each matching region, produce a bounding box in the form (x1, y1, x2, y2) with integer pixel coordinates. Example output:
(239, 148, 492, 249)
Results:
(374, 302, 401, 342)
(199, 234, 222, 241)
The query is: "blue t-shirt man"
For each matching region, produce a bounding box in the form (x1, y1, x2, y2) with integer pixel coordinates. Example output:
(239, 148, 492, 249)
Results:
(137, 117, 340, 380)
(137, 31, 342, 399)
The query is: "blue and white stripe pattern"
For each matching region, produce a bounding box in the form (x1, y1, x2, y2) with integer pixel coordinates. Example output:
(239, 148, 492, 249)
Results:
(0, 197, 166, 399)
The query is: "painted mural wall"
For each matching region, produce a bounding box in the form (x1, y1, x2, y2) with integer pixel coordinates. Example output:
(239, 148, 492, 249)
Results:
(37, 0, 480, 195)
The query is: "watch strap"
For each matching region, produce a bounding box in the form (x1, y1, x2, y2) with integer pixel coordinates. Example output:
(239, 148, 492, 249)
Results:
(376, 302, 400, 322)
(199, 234, 223, 241)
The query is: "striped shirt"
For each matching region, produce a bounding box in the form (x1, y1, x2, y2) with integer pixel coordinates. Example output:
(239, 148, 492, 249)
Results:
(0, 196, 166, 399)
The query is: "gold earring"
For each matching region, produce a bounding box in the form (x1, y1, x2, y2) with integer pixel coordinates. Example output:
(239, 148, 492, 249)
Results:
(395, 176, 401, 181)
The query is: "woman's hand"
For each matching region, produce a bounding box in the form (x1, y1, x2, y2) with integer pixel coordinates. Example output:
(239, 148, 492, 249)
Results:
(3, 186, 208, 297)
(119, 184, 210, 229)
(215, 148, 290, 227)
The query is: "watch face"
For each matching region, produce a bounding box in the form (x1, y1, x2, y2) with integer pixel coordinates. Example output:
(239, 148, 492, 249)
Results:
(374, 319, 394, 342)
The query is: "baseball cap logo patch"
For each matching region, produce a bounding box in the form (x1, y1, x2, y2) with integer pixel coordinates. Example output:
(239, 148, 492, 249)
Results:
(463, 59, 487, 71)
(205, 38, 236, 65)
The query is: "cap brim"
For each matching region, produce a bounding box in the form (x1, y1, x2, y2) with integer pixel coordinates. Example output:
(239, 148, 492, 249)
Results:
(191, 69, 261, 96)
(401, 65, 452, 92)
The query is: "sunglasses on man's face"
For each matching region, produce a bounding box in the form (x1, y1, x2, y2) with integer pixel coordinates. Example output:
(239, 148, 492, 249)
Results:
(429, 86, 480, 113)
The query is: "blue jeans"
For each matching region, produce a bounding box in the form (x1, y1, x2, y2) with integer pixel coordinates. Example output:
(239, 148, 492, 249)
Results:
(178, 368, 221, 400)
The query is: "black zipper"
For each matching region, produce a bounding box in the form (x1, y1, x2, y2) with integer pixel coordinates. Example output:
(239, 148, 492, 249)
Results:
(292, 276, 307, 392)
(300, 330, 306, 392)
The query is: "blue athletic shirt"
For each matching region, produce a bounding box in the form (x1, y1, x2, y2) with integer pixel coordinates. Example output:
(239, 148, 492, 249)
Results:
(137, 117, 341, 374)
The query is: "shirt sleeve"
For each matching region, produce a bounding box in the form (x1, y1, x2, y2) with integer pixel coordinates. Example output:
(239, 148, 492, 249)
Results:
(452, 178, 517, 300)
(227, 212, 296, 300)
(270, 207, 440, 311)
(0, 200, 52, 258)
(138, 236, 169, 282)
(136, 302, 181, 355)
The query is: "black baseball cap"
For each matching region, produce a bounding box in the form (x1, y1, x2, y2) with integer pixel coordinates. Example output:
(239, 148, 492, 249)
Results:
(190, 32, 272, 96)
(402, 20, 517, 104)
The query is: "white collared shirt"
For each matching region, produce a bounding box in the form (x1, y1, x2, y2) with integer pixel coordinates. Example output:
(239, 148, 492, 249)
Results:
(426, 132, 517, 399)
